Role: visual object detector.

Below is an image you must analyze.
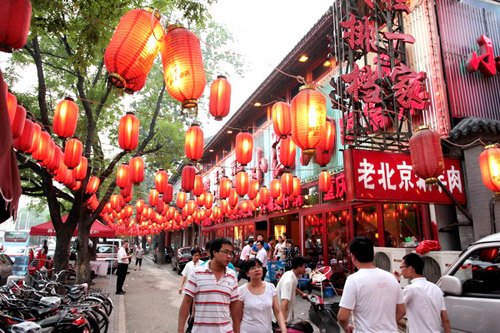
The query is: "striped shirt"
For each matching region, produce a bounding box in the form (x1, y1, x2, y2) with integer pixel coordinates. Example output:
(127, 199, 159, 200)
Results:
(184, 264, 239, 333)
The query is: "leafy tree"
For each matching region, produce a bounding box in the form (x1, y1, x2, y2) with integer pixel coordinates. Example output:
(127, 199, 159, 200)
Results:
(5, 0, 243, 282)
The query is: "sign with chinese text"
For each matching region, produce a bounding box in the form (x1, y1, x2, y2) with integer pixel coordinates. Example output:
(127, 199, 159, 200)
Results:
(344, 149, 466, 204)
(323, 172, 347, 201)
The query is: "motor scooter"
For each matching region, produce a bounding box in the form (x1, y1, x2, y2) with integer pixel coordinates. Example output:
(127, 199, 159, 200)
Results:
(307, 294, 341, 333)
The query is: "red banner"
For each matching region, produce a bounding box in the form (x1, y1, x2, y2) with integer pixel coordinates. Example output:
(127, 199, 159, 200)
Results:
(344, 149, 466, 204)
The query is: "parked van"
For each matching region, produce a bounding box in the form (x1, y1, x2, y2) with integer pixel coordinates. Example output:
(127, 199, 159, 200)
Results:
(438, 232, 500, 333)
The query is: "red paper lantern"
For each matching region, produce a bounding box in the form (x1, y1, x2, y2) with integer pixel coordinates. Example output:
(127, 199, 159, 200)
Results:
(228, 188, 239, 208)
(209, 75, 231, 120)
(248, 178, 260, 200)
(319, 170, 331, 193)
(6, 92, 16, 125)
(219, 176, 232, 199)
(204, 191, 214, 209)
(317, 118, 336, 154)
(118, 112, 139, 152)
(104, 9, 164, 93)
(192, 174, 204, 197)
(39, 140, 56, 168)
(163, 184, 173, 204)
(86, 176, 100, 194)
(290, 85, 326, 155)
(409, 126, 444, 184)
(196, 192, 206, 207)
(53, 97, 79, 138)
(479, 144, 500, 193)
(185, 123, 204, 161)
(161, 25, 206, 109)
(116, 163, 131, 189)
(47, 146, 62, 172)
(236, 130, 253, 166)
(32, 130, 51, 162)
(220, 199, 229, 215)
(149, 189, 159, 207)
(292, 176, 301, 197)
(235, 171, 249, 197)
(300, 149, 312, 166)
(271, 101, 292, 138)
(182, 165, 196, 192)
(0, 0, 32, 52)
(27, 122, 41, 154)
(176, 190, 187, 209)
(155, 169, 169, 194)
(315, 148, 332, 167)
(129, 155, 144, 185)
(13, 118, 34, 152)
(64, 137, 83, 169)
(280, 172, 294, 196)
(270, 178, 281, 199)
(73, 156, 88, 181)
(136, 199, 145, 214)
(259, 186, 270, 206)
(11, 104, 26, 139)
(279, 137, 296, 168)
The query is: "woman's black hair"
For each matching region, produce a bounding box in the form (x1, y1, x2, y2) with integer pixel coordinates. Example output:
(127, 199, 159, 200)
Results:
(244, 258, 263, 272)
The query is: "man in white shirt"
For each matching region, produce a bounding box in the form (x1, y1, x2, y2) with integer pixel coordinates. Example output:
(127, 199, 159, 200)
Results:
(178, 247, 204, 294)
(338, 237, 405, 333)
(276, 256, 307, 322)
(255, 241, 268, 281)
(238, 239, 254, 281)
(116, 240, 132, 295)
(395, 253, 451, 333)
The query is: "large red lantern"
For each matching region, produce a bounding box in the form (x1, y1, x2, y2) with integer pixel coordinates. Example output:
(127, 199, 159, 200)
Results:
(161, 25, 206, 109)
(6, 92, 16, 125)
(409, 126, 444, 184)
(315, 148, 332, 167)
(318, 170, 331, 193)
(292, 176, 301, 197)
(46, 146, 62, 172)
(280, 172, 294, 196)
(236, 130, 253, 166)
(248, 178, 260, 200)
(185, 123, 204, 161)
(235, 171, 249, 197)
(53, 97, 79, 138)
(181, 165, 196, 192)
(155, 169, 169, 194)
(192, 174, 204, 197)
(149, 189, 159, 207)
(270, 178, 282, 199)
(104, 9, 164, 93)
(176, 190, 187, 209)
(13, 118, 34, 152)
(86, 176, 100, 194)
(220, 199, 229, 215)
(27, 122, 41, 154)
(135, 199, 145, 215)
(271, 101, 292, 138)
(228, 188, 239, 208)
(479, 144, 500, 193)
(209, 75, 231, 120)
(116, 163, 131, 189)
(290, 85, 326, 155)
(118, 112, 140, 152)
(279, 137, 296, 169)
(32, 130, 51, 162)
(11, 104, 26, 139)
(129, 155, 144, 185)
(64, 138, 83, 169)
(259, 186, 270, 206)
(204, 191, 214, 209)
(0, 0, 32, 52)
(219, 176, 231, 199)
(73, 156, 88, 181)
(317, 118, 336, 154)
(163, 184, 173, 204)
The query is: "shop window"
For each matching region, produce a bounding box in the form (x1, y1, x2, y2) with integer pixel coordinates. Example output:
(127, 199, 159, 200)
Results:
(326, 210, 349, 272)
(304, 214, 324, 267)
(353, 206, 378, 245)
(383, 203, 423, 247)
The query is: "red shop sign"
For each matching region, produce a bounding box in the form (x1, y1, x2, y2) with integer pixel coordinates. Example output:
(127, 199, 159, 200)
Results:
(344, 148, 466, 204)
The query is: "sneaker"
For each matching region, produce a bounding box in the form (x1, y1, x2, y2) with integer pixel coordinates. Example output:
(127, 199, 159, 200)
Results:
(134, 268, 137, 271)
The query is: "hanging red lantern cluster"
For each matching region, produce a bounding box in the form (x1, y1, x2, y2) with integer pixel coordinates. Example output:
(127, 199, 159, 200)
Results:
(409, 126, 444, 184)
(235, 130, 253, 166)
(0, 0, 32, 53)
(104, 8, 164, 93)
(209, 75, 231, 120)
(271, 101, 292, 138)
(185, 123, 204, 161)
(290, 85, 326, 155)
(479, 144, 500, 193)
(161, 24, 206, 109)
(53, 97, 79, 138)
(118, 112, 139, 152)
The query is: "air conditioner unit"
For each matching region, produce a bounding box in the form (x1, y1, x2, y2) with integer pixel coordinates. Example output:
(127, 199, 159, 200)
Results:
(421, 251, 460, 283)
(374, 247, 414, 287)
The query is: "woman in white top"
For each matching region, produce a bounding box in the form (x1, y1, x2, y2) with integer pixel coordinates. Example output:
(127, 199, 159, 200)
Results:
(274, 236, 286, 261)
(234, 258, 287, 333)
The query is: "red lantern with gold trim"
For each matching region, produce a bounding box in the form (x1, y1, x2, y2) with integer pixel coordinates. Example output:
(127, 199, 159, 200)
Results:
(271, 101, 291, 138)
(236, 130, 253, 166)
(118, 112, 139, 152)
(270, 178, 281, 199)
(11, 104, 26, 139)
(129, 155, 144, 185)
(116, 163, 131, 189)
(104, 9, 164, 93)
(86, 176, 100, 194)
(280, 172, 294, 196)
(155, 169, 168, 194)
(161, 24, 206, 109)
(290, 85, 326, 155)
(182, 164, 196, 192)
(409, 126, 444, 184)
(185, 123, 204, 161)
(235, 171, 249, 197)
(209, 75, 231, 120)
(279, 137, 296, 168)
(318, 170, 331, 193)
(64, 137, 83, 169)
(219, 176, 231, 199)
(0, 0, 32, 53)
(479, 144, 500, 193)
(53, 97, 79, 138)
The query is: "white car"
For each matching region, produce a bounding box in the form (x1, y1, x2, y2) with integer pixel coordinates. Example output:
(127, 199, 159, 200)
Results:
(438, 233, 500, 333)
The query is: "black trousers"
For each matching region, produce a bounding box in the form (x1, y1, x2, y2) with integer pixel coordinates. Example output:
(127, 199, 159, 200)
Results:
(135, 257, 142, 266)
(116, 263, 128, 292)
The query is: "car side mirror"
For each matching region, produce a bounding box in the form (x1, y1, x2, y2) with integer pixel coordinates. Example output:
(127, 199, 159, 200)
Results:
(439, 275, 462, 296)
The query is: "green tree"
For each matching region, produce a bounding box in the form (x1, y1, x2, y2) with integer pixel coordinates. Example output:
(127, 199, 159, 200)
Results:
(6, 0, 243, 282)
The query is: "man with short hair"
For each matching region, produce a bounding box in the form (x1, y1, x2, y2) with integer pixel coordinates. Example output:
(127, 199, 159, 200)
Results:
(395, 253, 451, 333)
(338, 237, 405, 333)
(116, 240, 132, 295)
(178, 247, 204, 294)
(255, 240, 268, 280)
(238, 238, 254, 281)
(276, 256, 308, 322)
(177, 238, 239, 333)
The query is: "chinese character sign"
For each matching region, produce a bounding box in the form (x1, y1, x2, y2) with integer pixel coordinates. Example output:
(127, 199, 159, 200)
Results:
(343, 149, 466, 204)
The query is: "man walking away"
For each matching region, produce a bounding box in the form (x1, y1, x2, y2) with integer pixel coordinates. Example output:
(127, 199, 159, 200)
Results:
(177, 238, 239, 333)
(255, 241, 269, 281)
(395, 253, 451, 333)
(238, 238, 254, 281)
(338, 237, 405, 333)
(276, 256, 308, 323)
(116, 240, 132, 295)
(134, 244, 144, 271)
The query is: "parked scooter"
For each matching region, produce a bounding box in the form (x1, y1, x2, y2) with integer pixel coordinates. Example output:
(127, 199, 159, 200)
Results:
(307, 294, 341, 333)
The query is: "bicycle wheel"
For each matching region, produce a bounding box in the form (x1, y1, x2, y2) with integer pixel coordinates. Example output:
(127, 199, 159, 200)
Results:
(91, 307, 109, 333)
(87, 294, 113, 316)
(82, 309, 100, 333)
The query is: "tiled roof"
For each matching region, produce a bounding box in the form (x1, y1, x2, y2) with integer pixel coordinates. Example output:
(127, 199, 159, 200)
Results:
(449, 117, 500, 141)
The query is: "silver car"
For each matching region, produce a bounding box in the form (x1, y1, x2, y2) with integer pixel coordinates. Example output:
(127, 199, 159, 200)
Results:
(96, 244, 118, 273)
(438, 233, 500, 333)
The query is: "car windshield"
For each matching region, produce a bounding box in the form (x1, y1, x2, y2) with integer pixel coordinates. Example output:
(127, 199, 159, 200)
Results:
(179, 248, 192, 256)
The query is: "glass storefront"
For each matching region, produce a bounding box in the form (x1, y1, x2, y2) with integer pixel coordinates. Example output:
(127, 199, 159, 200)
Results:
(383, 203, 423, 247)
(326, 210, 349, 270)
(353, 205, 378, 245)
(304, 214, 324, 266)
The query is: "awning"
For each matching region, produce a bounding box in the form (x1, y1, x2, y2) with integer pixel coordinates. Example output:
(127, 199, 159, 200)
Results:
(30, 216, 116, 238)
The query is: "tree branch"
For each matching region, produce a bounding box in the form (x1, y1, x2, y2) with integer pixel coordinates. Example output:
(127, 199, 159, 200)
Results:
(137, 83, 165, 154)
(142, 143, 164, 155)
(90, 180, 116, 222)
(31, 36, 50, 127)
(41, 60, 77, 77)
(92, 60, 105, 88)
(98, 151, 127, 183)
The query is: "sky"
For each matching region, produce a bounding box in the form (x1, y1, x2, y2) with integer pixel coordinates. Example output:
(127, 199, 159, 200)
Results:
(204, 0, 333, 136)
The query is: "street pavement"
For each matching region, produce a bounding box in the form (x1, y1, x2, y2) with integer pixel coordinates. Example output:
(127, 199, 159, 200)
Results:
(92, 255, 405, 333)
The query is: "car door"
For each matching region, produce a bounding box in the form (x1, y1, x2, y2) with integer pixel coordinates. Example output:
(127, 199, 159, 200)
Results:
(442, 245, 500, 333)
